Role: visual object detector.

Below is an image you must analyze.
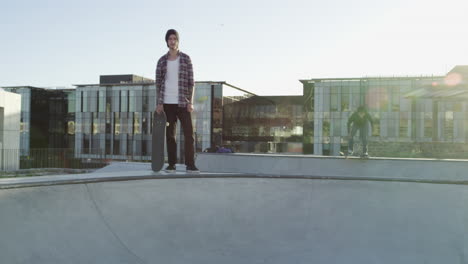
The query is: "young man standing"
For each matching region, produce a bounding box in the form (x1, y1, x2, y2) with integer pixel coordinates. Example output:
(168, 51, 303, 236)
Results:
(347, 105, 373, 157)
(155, 29, 198, 172)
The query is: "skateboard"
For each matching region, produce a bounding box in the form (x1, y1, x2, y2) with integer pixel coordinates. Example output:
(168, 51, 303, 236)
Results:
(340, 142, 369, 159)
(340, 151, 369, 159)
(151, 111, 167, 172)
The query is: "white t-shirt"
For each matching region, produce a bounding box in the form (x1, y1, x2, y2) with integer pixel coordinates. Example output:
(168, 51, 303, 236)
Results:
(164, 56, 180, 104)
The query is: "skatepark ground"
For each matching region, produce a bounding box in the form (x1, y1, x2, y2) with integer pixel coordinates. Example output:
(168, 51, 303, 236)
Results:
(0, 161, 467, 263)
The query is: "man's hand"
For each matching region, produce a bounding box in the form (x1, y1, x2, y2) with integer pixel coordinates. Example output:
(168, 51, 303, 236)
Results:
(187, 103, 194, 113)
(156, 105, 164, 114)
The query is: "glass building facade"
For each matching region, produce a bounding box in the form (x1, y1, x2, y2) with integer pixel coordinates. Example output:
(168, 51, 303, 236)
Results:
(2, 87, 74, 156)
(74, 78, 303, 161)
(74, 79, 257, 162)
(302, 67, 468, 157)
(2, 87, 31, 156)
(223, 95, 303, 153)
(8, 65, 468, 162)
(75, 83, 156, 160)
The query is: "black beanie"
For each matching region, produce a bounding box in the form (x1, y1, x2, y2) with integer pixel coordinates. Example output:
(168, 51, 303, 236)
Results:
(165, 29, 179, 43)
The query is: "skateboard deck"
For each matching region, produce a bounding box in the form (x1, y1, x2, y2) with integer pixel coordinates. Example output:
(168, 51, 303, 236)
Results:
(340, 152, 369, 159)
(340, 142, 369, 159)
(151, 111, 167, 172)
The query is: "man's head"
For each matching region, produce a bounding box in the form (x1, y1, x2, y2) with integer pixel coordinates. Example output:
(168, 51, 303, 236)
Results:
(165, 29, 179, 50)
(357, 106, 366, 113)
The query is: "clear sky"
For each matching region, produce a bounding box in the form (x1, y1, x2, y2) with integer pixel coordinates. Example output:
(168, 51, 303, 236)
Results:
(1, 0, 467, 95)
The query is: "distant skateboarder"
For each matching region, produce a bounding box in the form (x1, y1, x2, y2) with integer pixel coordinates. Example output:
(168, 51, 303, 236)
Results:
(347, 106, 373, 158)
(155, 29, 199, 172)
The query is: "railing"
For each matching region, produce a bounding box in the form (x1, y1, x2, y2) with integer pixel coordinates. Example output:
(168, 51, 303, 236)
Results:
(1, 149, 109, 170)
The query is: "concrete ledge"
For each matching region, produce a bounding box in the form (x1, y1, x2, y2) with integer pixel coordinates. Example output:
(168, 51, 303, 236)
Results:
(3, 155, 468, 189)
(0, 165, 246, 189)
(196, 153, 468, 182)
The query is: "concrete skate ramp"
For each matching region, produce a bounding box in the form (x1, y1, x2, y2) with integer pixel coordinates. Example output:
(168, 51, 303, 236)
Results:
(1, 178, 467, 263)
(197, 153, 468, 181)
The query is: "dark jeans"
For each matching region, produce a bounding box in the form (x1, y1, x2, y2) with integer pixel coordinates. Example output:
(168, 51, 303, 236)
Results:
(349, 123, 369, 153)
(163, 104, 195, 167)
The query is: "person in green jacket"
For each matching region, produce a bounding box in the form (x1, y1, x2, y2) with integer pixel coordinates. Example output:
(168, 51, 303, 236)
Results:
(347, 106, 373, 157)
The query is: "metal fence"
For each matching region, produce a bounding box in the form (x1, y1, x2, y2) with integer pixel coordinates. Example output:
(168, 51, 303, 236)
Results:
(1, 149, 109, 170)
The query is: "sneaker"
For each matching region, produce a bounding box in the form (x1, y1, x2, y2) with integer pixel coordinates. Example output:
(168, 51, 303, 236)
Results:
(165, 165, 176, 172)
(361, 153, 369, 158)
(186, 165, 200, 173)
(347, 150, 354, 156)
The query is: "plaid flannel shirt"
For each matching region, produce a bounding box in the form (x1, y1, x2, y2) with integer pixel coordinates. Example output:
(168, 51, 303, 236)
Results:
(155, 51, 194, 107)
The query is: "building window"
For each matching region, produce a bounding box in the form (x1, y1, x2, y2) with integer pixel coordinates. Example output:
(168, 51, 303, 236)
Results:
(106, 92, 112, 113)
(92, 113, 99, 134)
(83, 114, 91, 134)
(142, 114, 148, 135)
(372, 113, 380, 137)
(106, 117, 111, 134)
(129, 91, 135, 112)
(127, 135, 133, 156)
(143, 89, 149, 113)
(83, 91, 88, 112)
(332, 118, 341, 136)
(142, 140, 148, 156)
(105, 139, 111, 155)
(330, 87, 339, 112)
(113, 139, 120, 155)
(341, 86, 350, 112)
(351, 86, 361, 110)
(81, 91, 84, 112)
(67, 121, 75, 135)
(121, 90, 128, 112)
(399, 112, 409, 138)
(114, 113, 120, 135)
(424, 113, 432, 138)
(83, 135, 90, 154)
(68, 93, 76, 113)
(445, 112, 454, 141)
(391, 87, 400, 112)
(323, 120, 330, 138)
(388, 118, 398, 138)
(133, 112, 141, 134)
(99, 91, 105, 112)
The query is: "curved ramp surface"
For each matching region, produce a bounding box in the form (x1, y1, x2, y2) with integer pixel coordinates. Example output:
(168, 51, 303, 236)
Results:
(1, 178, 467, 263)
